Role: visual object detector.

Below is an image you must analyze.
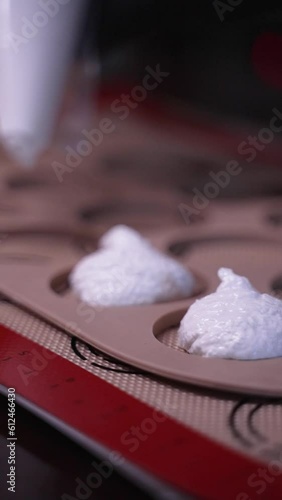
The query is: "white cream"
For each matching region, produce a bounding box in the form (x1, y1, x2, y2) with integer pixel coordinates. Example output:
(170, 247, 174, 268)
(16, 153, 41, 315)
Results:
(179, 268, 282, 360)
(70, 225, 195, 307)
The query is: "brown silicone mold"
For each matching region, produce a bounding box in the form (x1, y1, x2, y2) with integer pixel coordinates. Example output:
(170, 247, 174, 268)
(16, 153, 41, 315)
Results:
(1, 200, 282, 397)
(0, 229, 97, 262)
(100, 150, 282, 198)
(77, 189, 186, 232)
(0, 166, 188, 232)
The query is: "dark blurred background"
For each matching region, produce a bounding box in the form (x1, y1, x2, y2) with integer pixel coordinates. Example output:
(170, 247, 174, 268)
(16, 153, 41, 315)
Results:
(80, 1, 282, 122)
(64, 1, 282, 201)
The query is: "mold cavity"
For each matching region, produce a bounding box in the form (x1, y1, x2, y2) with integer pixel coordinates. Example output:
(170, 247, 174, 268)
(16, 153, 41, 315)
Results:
(50, 270, 71, 296)
(271, 275, 282, 298)
(1, 230, 97, 254)
(168, 235, 275, 258)
(0, 231, 97, 268)
(267, 212, 282, 227)
(80, 201, 166, 222)
(169, 241, 192, 257)
(101, 154, 136, 172)
(153, 309, 186, 352)
(7, 177, 49, 190)
(0, 254, 50, 263)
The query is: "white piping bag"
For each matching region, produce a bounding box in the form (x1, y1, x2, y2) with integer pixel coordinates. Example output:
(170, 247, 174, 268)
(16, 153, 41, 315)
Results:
(0, 0, 88, 167)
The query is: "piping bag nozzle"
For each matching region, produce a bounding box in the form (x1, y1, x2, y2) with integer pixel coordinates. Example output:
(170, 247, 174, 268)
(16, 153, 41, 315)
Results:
(0, 0, 88, 167)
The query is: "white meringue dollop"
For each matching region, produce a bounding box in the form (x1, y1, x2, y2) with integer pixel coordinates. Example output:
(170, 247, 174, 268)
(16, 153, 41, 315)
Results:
(70, 225, 195, 307)
(178, 268, 282, 360)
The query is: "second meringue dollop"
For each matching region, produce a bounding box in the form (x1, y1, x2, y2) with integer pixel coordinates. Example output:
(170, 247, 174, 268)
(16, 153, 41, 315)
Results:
(178, 268, 282, 360)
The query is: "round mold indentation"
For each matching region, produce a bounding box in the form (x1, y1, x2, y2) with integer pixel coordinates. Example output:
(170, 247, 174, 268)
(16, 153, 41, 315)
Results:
(0, 230, 97, 262)
(271, 275, 282, 299)
(101, 152, 223, 189)
(7, 176, 50, 190)
(267, 211, 282, 227)
(101, 153, 137, 173)
(50, 270, 71, 296)
(153, 304, 282, 362)
(169, 240, 192, 257)
(80, 201, 165, 220)
(153, 309, 186, 352)
(79, 200, 181, 230)
(168, 234, 277, 257)
(167, 236, 282, 292)
(101, 151, 282, 198)
(167, 234, 282, 316)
